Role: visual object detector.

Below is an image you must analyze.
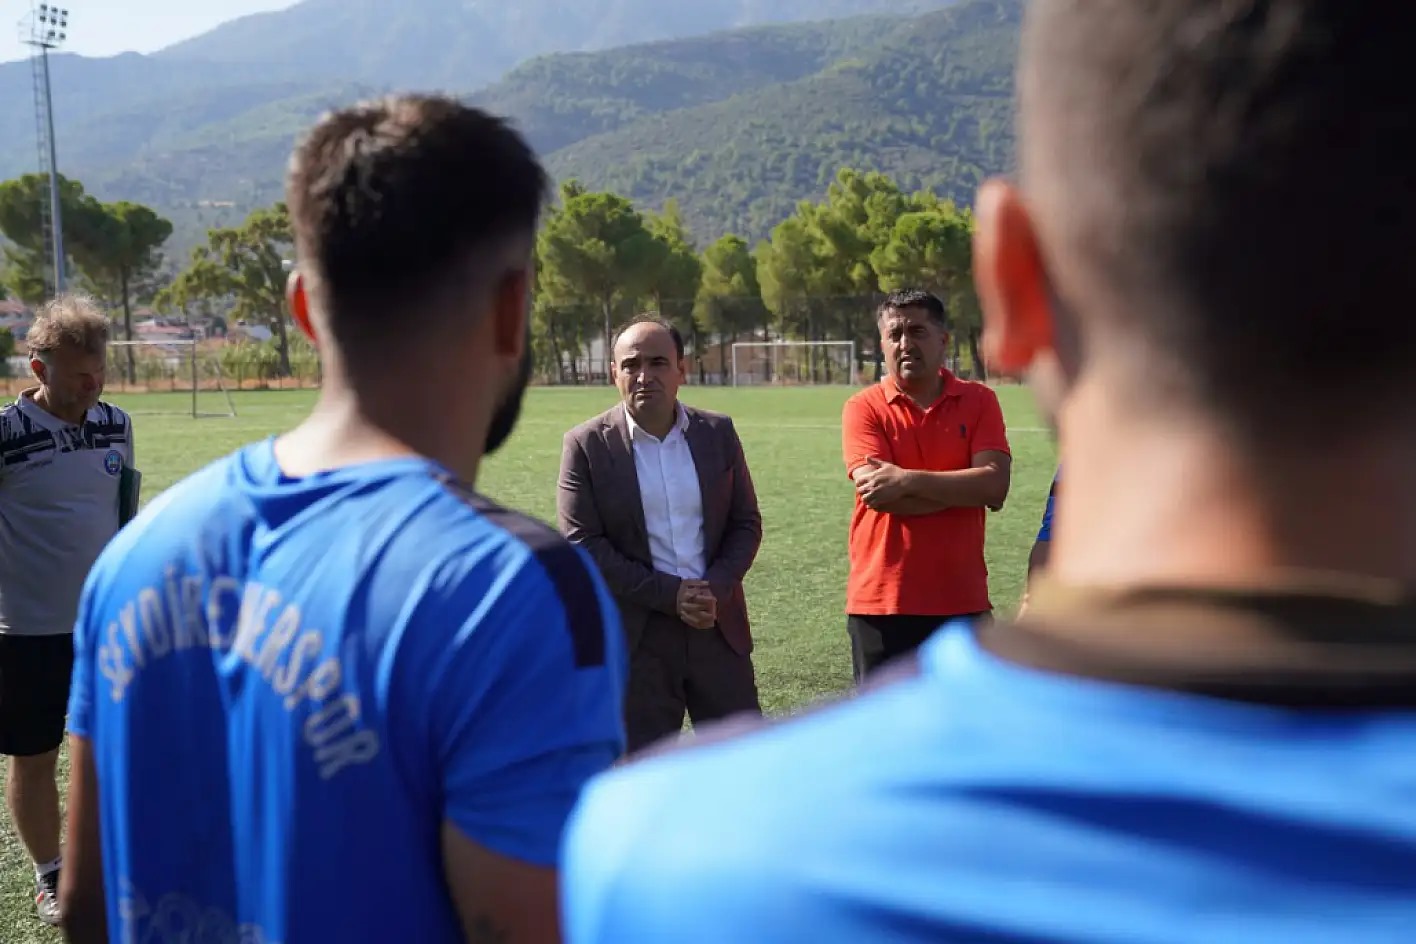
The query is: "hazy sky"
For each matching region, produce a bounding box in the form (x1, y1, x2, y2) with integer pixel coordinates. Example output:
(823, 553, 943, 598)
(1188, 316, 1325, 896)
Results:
(3, 0, 295, 62)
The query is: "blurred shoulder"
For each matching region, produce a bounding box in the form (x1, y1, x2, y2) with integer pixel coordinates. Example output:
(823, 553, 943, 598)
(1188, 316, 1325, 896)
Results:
(578, 654, 925, 811)
(443, 479, 583, 562)
(90, 449, 245, 582)
(438, 480, 611, 664)
(124, 448, 240, 523)
(563, 657, 931, 938)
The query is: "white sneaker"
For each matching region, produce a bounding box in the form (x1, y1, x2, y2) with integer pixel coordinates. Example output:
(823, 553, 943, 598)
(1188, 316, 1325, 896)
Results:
(35, 870, 61, 926)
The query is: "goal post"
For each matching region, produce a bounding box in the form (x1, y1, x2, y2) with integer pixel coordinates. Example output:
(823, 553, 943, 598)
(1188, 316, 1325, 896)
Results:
(730, 340, 858, 387)
(106, 340, 238, 418)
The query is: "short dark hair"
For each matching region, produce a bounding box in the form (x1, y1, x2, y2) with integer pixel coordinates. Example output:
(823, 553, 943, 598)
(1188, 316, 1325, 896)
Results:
(877, 290, 947, 328)
(1020, 1, 1416, 433)
(287, 94, 548, 355)
(611, 315, 685, 361)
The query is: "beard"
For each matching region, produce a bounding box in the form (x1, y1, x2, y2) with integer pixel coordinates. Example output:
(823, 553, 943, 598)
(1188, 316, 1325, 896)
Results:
(484, 342, 532, 456)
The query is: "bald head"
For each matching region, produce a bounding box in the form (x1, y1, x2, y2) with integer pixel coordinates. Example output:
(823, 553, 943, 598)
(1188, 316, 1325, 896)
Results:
(613, 320, 681, 363)
(612, 316, 686, 433)
(1014, 0, 1416, 436)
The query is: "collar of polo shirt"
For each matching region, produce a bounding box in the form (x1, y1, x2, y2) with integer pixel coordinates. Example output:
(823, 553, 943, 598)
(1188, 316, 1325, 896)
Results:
(18, 385, 90, 429)
(885, 367, 963, 407)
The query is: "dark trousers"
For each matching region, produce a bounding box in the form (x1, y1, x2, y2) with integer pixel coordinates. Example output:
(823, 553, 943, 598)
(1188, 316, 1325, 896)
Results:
(0, 633, 75, 757)
(626, 612, 761, 754)
(848, 613, 990, 684)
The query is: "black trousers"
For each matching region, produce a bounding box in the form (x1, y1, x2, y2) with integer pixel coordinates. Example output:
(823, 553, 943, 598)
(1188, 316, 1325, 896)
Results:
(0, 633, 75, 757)
(847, 613, 990, 684)
(625, 612, 761, 754)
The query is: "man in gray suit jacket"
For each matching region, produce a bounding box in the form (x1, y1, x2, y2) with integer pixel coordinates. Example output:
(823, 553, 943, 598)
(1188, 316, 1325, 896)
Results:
(559, 316, 763, 753)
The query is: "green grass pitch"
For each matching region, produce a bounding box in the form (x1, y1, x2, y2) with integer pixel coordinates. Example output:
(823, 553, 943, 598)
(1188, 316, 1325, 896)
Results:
(0, 384, 1057, 940)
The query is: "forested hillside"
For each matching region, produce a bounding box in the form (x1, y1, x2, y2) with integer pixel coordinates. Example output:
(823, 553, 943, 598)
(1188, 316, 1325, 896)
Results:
(158, 0, 951, 89)
(472, 14, 913, 154)
(0, 0, 1019, 256)
(0, 0, 951, 188)
(544, 0, 1020, 240)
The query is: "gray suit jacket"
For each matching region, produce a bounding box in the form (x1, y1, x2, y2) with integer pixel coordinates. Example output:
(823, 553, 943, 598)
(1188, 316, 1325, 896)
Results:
(557, 404, 762, 656)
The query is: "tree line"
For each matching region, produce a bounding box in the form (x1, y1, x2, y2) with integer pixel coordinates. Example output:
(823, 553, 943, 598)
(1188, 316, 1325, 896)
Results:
(538, 168, 982, 383)
(0, 167, 984, 384)
(0, 175, 172, 381)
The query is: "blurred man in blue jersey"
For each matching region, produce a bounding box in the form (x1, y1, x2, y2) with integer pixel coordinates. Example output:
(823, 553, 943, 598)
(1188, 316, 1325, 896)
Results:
(1018, 469, 1058, 616)
(59, 95, 627, 944)
(560, 2, 1416, 941)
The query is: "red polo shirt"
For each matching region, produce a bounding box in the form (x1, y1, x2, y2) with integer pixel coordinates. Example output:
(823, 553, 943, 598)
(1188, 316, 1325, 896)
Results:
(842, 370, 1010, 616)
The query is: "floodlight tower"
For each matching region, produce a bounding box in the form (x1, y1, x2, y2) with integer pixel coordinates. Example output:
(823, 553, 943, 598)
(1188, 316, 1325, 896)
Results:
(19, 3, 71, 297)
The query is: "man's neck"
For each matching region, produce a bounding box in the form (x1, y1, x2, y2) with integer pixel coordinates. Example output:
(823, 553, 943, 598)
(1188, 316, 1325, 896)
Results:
(29, 386, 86, 426)
(629, 401, 679, 441)
(1051, 382, 1416, 591)
(274, 384, 486, 486)
(893, 373, 943, 409)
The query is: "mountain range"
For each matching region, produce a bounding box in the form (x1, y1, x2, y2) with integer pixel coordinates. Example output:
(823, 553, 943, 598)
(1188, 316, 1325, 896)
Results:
(0, 0, 1020, 257)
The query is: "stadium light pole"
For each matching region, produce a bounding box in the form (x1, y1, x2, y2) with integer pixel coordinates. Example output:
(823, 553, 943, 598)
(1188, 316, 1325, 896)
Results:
(20, 3, 71, 296)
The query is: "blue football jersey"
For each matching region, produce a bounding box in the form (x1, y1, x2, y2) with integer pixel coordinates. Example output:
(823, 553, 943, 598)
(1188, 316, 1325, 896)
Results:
(563, 621, 1416, 944)
(1037, 468, 1059, 542)
(69, 439, 627, 944)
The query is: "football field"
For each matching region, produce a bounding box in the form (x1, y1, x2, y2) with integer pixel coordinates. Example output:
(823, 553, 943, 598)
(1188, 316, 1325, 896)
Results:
(0, 383, 1057, 941)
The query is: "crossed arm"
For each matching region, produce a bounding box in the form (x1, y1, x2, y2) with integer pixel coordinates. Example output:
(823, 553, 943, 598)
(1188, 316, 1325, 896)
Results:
(851, 452, 1011, 515)
(843, 394, 1012, 516)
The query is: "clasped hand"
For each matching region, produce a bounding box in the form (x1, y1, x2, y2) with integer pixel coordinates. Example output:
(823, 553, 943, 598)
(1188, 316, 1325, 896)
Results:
(854, 457, 912, 510)
(676, 580, 717, 630)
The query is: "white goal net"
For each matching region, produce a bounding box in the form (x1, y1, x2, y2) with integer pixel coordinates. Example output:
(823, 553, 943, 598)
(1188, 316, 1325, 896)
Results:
(730, 341, 858, 386)
(106, 340, 238, 418)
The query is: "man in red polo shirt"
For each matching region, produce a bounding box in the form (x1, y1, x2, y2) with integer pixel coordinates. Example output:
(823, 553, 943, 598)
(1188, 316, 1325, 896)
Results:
(842, 290, 1011, 681)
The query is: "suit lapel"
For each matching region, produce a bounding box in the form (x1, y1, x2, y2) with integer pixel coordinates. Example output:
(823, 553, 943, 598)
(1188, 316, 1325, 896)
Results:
(684, 409, 724, 557)
(602, 406, 651, 553)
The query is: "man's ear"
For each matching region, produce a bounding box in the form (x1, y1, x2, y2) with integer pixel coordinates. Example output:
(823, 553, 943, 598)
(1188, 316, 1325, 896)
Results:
(973, 179, 1054, 376)
(491, 267, 531, 361)
(29, 355, 46, 384)
(287, 271, 316, 344)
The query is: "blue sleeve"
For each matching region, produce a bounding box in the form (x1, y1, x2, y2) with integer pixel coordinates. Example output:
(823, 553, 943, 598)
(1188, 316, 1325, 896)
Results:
(560, 733, 793, 943)
(562, 769, 701, 944)
(1036, 473, 1058, 543)
(411, 540, 628, 867)
(66, 569, 100, 739)
(562, 775, 639, 943)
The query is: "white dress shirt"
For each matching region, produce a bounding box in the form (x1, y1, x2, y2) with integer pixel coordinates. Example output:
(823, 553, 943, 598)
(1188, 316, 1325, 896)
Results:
(626, 404, 706, 580)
